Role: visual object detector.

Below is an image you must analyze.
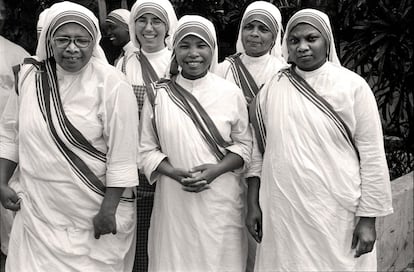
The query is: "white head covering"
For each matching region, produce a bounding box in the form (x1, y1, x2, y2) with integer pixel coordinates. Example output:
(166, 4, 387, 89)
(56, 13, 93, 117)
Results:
(236, 1, 283, 59)
(282, 8, 340, 65)
(169, 15, 218, 78)
(37, 8, 50, 37)
(129, 0, 178, 50)
(36, 1, 107, 63)
(106, 9, 130, 31)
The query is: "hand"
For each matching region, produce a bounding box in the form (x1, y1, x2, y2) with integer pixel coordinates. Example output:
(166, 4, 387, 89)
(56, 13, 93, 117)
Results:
(0, 185, 21, 211)
(170, 168, 193, 183)
(180, 164, 219, 193)
(351, 217, 376, 257)
(246, 201, 262, 243)
(93, 210, 117, 239)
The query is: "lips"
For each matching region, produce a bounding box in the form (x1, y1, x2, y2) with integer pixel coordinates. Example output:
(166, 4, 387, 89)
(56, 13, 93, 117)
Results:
(186, 61, 202, 68)
(143, 34, 156, 39)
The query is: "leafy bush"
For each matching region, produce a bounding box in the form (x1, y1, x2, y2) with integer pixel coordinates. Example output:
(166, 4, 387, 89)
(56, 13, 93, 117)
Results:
(339, 0, 413, 179)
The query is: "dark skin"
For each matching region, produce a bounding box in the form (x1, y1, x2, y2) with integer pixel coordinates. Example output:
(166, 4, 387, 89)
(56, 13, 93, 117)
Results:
(245, 22, 377, 258)
(155, 152, 244, 193)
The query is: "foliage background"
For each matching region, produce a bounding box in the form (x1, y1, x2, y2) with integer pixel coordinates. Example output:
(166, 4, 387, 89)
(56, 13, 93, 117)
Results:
(2, 0, 413, 179)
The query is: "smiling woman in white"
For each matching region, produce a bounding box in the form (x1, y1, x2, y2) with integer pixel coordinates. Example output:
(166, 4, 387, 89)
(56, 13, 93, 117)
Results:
(0, 2, 138, 271)
(139, 15, 252, 271)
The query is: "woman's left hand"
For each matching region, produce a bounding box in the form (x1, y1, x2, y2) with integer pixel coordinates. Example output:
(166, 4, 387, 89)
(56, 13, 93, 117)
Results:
(180, 164, 219, 193)
(93, 210, 117, 239)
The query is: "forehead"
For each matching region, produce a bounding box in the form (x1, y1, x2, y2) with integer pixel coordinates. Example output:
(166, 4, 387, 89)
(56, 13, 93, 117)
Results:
(138, 13, 162, 20)
(245, 20, 267, 27)
(289, 23, 321, 36)
(179, 35, 206, 43)
(53, 22, 91, 37)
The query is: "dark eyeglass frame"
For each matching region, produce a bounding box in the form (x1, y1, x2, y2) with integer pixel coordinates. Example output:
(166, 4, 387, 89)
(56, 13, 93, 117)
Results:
(53, 36, 92, 48)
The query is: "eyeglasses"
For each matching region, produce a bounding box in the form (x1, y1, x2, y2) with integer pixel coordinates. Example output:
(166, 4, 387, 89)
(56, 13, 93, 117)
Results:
(135, 17, 164, 28)
(53, 37, 92, 48)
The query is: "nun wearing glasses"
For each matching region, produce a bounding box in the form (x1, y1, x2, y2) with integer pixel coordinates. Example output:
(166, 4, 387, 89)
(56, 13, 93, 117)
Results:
(0, 2, 139, 271)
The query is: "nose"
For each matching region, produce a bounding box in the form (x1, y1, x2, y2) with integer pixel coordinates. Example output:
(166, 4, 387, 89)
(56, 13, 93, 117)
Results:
(297, 40, 309, 52)
(65, 40, 80, 52)
(188, 46, 199, 57)
(250, 26, 259, 37)
(144, 21, 153, 31)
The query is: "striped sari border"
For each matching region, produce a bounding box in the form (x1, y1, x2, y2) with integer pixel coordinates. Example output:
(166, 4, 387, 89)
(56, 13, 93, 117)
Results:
(284, 66, 359, 157)
(35, 59, 134, 202)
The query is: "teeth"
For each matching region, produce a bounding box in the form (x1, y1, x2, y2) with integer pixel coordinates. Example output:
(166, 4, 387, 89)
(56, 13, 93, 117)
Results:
(144, 35, 155, 39)
(109, 37, 116, 40)
(188, 62, 200, 67)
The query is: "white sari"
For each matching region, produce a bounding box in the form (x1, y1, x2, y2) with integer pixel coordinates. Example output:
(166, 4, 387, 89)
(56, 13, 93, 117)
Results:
(139, 73, 252, 271)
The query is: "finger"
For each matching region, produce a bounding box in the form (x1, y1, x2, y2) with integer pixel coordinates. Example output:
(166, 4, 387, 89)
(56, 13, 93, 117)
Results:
(257, 219, 263, 243)
(184, 180, 208, 187)
(351, 232, 358, 249)
(190, 165, 207, 173)
(94, 230, 101, 239)
(9, 193, 19, 203)
(5, 199, 20, 211)
(182, 184, 210, 193)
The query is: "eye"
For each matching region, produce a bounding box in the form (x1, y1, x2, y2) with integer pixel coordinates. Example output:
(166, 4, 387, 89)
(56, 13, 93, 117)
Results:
(152, 18, 163, 26)
(136, 18, 147, 25)
(243, 23, 254, 30)
(178, 44, 189, 49)
(75, 37, 92, 48)
(288, 37, 298, 44)
(258, 26, 270, 33)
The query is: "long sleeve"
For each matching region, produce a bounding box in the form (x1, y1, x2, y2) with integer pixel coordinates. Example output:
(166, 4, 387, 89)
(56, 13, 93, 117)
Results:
(354, 81, 393, 217)
(0, 90, 19, 163)
(137, 94, 167, 184)
(103, 79, 139, 187)
(224, 87, 252, 172)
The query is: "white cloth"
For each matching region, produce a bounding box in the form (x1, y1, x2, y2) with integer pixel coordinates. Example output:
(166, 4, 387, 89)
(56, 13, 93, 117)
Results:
(0, 36, 28, 256)
(114, 41, 139, 67)
(0, 57, 139, 272)
(215, 53, 285, 92)
(139, 72, 252, 271)
(129, 0, 178, 50)
(116, 46, 170, 83)
(1, 3, 139, 269)
(252, 62, 393, 271)
(281, 8, 340, 65)
(0, 36, 29, 117)
(36, 1, 108, 63)
(235, 1, 284, 60)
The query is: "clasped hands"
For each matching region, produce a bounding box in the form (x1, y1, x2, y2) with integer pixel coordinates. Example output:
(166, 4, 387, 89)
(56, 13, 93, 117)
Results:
(172, 164, 219, 193)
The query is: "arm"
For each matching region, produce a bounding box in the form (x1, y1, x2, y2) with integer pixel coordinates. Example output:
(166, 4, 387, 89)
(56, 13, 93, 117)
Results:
(246, 176, 262, 243)
(352, 79, 393, 255)
(93, 79, 139, 238)
(183, 152, 244, 191)
(93, 187, 125, 239)
(0, 86, 20, 211)
(0, 158, 19, 211)
(352, 217, 376, 257)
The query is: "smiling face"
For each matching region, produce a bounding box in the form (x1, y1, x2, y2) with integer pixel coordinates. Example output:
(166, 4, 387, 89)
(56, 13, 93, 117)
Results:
(135, 13, 167, 52)
(241, 20, 274, 57)
(51, 23, 94, 72)
(287, 23, 328, 71)
(175, 35, 212, 80)
(106, 22, 129, 47)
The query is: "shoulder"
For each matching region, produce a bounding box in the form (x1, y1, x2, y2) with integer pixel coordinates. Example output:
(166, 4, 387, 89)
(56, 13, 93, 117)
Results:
(207, 72, 245, 99)
(1, 37, 29, 64)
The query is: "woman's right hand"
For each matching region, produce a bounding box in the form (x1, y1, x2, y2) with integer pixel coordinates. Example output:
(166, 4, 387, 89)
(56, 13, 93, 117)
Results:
(246, 201, 262, 243)
(0, 185, 21, 211)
